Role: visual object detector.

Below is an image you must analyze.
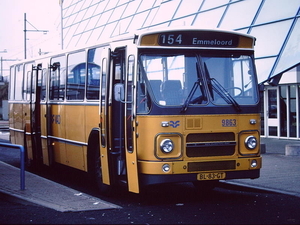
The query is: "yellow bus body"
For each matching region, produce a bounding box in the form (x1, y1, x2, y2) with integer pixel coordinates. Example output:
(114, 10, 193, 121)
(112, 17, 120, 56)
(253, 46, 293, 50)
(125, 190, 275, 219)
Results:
(9, 28, 261, 194)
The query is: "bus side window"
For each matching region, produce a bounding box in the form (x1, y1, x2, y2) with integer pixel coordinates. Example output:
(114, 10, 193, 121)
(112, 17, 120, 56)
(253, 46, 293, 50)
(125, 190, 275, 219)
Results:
(87, 48, 102, 100)
(9, 66, 15, 100)
(15, 64, 23, 100)
(40, 69, 47, 101)
(67, 51, 86, 100)
(23, 63, 35, 101)
(50, 56, 66, 101)
(23, 71, 31, 101)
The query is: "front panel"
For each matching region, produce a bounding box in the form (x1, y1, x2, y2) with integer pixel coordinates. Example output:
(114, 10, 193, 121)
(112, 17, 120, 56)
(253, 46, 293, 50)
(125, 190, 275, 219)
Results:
(136, 114, 261, 183)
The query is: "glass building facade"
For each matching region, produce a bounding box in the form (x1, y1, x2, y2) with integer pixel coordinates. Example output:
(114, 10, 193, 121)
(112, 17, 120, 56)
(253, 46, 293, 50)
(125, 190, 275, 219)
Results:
(61, 0, 300, 139)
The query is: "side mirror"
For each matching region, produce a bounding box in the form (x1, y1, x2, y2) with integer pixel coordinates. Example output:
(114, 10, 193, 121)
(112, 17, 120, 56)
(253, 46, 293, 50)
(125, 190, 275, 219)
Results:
(258, 83, 265, 101)
(258, 83, 265, 93)
(114, 83, 125, 102)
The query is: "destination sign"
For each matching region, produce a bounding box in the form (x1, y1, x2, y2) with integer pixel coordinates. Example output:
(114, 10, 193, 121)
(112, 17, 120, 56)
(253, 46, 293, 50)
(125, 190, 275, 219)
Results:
(158, 31, 239, 48)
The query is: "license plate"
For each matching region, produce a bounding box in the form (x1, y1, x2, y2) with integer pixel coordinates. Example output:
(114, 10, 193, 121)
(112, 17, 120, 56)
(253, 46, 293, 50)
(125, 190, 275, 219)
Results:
(197, 172, 226, 180)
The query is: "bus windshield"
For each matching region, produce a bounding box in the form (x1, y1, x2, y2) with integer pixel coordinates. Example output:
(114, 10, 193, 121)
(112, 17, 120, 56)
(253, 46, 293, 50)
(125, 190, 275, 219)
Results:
(139, 52, 258, 110)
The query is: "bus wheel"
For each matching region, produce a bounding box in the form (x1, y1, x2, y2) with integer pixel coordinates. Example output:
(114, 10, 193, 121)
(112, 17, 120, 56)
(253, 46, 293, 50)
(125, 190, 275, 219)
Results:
(92, 147, 111, 195)
(193, 180, 218, 192)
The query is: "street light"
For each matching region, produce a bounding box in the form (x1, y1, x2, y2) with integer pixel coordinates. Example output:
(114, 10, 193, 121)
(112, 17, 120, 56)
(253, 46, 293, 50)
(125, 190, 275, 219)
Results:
(24, 13, 49, 59)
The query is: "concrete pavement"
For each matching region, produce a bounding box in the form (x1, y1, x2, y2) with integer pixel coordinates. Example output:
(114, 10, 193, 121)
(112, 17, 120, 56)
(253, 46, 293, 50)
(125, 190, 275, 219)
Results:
(224, 137, 300, 198)
(0, 161, 120, 212)
(0, 120, 120, 212)
(1, 119, 300, 213)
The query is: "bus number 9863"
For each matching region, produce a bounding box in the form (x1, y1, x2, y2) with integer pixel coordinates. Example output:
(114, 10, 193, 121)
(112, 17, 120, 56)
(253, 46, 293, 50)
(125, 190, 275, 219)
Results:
(222, 119, 236, 127)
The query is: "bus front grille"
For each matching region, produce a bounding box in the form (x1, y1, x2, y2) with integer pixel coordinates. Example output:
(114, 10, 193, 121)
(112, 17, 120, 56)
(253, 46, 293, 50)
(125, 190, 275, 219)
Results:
(186, 132, 236, 157)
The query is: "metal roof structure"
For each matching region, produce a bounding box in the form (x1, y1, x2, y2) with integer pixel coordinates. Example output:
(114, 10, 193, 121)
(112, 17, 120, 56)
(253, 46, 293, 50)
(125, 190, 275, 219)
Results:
(61, 0, 300, 84)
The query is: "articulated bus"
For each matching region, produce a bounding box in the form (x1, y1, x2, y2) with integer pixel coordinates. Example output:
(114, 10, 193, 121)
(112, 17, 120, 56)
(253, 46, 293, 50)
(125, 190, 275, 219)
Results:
(9, 28, 261, 194)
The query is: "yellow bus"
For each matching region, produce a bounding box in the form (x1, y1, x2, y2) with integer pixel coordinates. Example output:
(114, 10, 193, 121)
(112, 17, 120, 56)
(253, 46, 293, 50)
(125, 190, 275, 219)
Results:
(9, 28, 261, 194)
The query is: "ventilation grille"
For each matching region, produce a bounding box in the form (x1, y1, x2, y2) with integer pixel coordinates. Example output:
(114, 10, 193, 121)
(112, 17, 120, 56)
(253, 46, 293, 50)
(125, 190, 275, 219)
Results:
(186, 132, 236, 157)
(186, 118, 202, 129)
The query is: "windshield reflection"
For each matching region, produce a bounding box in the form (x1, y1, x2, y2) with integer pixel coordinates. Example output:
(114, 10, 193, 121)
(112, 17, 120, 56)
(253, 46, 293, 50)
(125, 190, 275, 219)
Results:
(138, 52, 258, 111)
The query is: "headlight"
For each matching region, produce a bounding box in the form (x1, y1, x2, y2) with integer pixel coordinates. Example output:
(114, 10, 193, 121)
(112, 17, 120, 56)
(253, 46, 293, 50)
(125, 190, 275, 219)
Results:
(160, 139, 174, 153)
(245, 135, 257, 150)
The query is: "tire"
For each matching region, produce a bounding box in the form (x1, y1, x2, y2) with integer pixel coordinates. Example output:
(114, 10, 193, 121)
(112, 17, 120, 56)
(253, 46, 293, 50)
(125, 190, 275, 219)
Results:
(90, 142, 111, 195)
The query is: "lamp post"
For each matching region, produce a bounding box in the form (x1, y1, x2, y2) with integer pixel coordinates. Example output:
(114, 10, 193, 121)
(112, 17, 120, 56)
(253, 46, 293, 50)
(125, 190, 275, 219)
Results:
(24, 13, 48, 59)
(60, 0, 64, 50)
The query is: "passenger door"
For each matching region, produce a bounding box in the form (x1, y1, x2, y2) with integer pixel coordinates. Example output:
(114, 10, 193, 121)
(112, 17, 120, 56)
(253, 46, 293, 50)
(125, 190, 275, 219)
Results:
(124, 55, 139, 193)
(110, 48, 139, 193)
(30, 64, 43, 165)
(99, 47, 111, 185)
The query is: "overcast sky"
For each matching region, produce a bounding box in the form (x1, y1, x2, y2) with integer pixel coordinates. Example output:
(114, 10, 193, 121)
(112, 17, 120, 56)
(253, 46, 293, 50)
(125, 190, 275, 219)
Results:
(0, 0, 61, 67)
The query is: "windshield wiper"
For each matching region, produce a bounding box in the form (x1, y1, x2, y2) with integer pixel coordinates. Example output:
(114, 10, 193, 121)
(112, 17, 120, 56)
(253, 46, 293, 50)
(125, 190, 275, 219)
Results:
(180, 77, 201, 113)
(180, 56, 207, 113)
(181, 55, 241, 112)
(210, 78, 241, 112)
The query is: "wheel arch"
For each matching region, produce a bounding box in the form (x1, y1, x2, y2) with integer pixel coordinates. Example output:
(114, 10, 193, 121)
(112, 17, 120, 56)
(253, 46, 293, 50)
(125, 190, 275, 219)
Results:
(87, 128, 100, 175)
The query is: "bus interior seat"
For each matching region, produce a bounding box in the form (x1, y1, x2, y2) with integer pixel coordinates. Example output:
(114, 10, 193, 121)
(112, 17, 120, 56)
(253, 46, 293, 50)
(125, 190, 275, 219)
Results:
(162, 80, 183, 105)
(149, 80, 162, 101)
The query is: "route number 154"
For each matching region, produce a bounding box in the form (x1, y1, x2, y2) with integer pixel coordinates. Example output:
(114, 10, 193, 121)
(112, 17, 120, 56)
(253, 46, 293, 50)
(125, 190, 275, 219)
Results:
(160, 34, 183, 45)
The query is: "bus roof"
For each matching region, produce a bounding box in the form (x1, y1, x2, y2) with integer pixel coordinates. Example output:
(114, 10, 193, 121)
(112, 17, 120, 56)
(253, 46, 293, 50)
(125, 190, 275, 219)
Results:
(11, 27, 255, 67)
